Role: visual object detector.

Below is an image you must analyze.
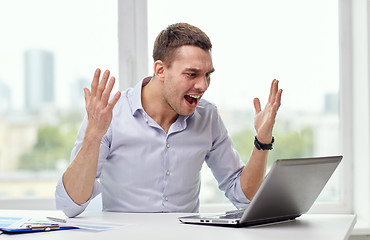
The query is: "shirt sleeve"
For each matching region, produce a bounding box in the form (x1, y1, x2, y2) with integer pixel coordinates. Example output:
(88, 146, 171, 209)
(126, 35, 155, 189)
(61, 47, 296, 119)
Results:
(55, 175, 102, 217)
(205, 106, 251, 209)
(54, 115, 111, 217)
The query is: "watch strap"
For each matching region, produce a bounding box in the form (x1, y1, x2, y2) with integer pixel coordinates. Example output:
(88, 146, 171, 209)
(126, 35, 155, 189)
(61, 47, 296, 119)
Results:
(254, 136, 274, 150)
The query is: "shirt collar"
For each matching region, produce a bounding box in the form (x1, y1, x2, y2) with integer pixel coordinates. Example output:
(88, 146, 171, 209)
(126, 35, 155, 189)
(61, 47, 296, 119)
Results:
(128, 77, 151, 116)
(128, 76, 194, 123)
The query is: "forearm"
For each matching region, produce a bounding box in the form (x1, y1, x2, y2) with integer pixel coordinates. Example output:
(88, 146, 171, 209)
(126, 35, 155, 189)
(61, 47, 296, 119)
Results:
(241, 79, 282, 200)
(62, 133, 102, 205)
(240, 147, 268, 200)
(62, 68, 120, 205)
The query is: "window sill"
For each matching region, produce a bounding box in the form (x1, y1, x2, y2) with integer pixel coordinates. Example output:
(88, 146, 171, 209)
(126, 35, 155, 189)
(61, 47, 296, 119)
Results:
(351, 217, 370, 235)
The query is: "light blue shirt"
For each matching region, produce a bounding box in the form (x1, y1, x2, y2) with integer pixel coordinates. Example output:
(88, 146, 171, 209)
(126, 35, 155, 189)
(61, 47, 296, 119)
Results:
(55, 77, 250, 217)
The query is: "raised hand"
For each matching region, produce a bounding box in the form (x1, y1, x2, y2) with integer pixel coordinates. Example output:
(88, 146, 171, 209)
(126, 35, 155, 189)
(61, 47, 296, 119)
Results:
(62, 69, 121, 205)
(253, 79, 282, 144)
(84, 68, 121, 140)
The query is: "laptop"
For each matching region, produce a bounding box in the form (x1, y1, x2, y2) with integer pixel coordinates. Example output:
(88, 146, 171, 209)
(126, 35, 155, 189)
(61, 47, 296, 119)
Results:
(179, 155, 342, 227)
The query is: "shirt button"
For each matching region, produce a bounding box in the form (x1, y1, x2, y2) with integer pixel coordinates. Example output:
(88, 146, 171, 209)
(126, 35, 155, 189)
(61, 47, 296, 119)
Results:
(166, 170, 170, 176)
(165, 196, 168, 201)
(166, 143, 170, 148)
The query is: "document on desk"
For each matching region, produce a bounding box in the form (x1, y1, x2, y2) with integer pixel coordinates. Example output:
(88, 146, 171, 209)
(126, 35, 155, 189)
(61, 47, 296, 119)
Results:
(0, 216, 26, 229)
(0, 216, 131, 233)
(0, 216, 77, 234)
(58, 218, 131, 231)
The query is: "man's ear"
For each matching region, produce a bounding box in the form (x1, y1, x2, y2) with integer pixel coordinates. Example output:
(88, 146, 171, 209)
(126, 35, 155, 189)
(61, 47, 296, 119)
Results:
(153, 60, 166, 82)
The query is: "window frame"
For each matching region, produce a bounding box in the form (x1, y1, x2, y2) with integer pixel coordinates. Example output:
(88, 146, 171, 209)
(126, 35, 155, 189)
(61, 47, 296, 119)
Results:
(117, 0, 370, 234)
(1, 0, 369, 234)
(346, 0, 370, 235)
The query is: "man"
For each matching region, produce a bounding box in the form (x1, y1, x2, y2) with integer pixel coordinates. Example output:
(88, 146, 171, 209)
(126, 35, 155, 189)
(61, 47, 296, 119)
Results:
(55, 23, 282, 217)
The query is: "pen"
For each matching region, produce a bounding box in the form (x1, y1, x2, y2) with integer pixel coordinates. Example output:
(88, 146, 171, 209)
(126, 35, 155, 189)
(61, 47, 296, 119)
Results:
(47, 217, 67, 223)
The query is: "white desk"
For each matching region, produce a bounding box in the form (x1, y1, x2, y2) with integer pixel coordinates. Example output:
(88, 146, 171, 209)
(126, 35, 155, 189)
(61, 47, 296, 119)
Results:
(0, 210, 356, 240)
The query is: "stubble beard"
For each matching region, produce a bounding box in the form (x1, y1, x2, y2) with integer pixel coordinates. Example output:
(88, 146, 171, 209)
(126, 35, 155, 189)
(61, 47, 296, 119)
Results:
(163, 86, 195, 117)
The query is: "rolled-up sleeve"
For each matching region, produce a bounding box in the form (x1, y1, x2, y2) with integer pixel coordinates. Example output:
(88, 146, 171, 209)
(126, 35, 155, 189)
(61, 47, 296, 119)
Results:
(55, 176, 102, 217)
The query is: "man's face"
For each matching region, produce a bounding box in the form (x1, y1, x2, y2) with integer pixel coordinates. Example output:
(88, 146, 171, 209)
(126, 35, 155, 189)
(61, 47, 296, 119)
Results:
(162, 45, 214, 116)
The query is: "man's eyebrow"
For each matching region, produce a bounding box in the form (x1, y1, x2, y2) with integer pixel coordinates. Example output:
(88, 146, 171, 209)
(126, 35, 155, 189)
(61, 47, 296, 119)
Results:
(184, 67, 215, 74)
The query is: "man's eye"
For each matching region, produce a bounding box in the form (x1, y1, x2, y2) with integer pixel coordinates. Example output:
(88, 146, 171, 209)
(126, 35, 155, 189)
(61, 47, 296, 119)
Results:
(186, 73, 196, 77)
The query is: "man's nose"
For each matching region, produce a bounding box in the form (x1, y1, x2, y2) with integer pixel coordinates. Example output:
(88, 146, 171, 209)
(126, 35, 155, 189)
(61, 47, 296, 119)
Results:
(195, 75, 209, 91)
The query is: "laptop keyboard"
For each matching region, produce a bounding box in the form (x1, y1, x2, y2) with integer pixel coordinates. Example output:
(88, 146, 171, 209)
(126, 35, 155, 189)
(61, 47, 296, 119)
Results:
(216, 209, 245, 219)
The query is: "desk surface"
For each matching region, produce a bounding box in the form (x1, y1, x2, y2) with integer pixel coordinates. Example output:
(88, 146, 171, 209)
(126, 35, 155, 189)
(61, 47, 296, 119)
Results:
(0, 210, 356, 240)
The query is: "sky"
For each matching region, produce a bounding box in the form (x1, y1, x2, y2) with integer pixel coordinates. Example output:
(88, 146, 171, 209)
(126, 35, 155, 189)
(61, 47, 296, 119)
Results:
(0, 0, 339, 113)
(0, 0, 118, 110)
(148, 0, 339, 113)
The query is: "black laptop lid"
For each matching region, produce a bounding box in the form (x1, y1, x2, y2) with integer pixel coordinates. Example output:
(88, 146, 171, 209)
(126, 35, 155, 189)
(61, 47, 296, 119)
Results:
(241, 156, 342, 224)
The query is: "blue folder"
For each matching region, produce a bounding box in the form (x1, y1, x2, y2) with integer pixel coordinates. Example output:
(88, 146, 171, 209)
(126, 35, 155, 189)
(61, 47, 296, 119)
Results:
(0, 225, 78, 234)
(0, 217, 78, 234)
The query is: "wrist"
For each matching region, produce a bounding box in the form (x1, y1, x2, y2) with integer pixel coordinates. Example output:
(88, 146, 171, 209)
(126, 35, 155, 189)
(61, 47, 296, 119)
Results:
(83, 128, 104, 145)
(255, 134, 273, 144)
(254, 136, 274, 150)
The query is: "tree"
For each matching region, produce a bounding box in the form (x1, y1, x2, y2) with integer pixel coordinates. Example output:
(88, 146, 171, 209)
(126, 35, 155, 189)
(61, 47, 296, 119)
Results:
(231, 126, 314, 167)
(19, 124, 77, 170)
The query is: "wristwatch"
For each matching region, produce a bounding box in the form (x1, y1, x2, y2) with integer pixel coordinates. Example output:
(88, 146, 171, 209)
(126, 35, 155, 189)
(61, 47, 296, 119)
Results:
(254, 136, 274, 150)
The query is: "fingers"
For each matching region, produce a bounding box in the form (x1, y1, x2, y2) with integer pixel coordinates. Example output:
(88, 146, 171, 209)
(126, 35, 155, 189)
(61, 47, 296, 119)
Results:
(268, 79, 274, 103)
(268, 79, 278, 104)
(270, 88, 283, 112)
(91, 68, 101, 97)
(254, 80, 283, 140)
(90, 68, 116, 104)
(268, 89, 283, 121)
(256, 79, 282, 113)
(253, 98, 261, 113)
(101, 76, 116, 103)
(84, 88, 91, 106)
(107, 91, 122, 111)
(275, 89, 283, 110)
(96, 70, 110, 100)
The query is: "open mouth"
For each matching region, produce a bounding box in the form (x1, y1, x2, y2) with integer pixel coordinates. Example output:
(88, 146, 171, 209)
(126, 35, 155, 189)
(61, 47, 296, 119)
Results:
(184, 94, 201, 107)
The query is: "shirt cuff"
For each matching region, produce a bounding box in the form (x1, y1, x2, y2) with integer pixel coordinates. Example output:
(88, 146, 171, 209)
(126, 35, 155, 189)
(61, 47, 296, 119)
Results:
(55, 175, 102, 217)
(232, 173, 251, 209)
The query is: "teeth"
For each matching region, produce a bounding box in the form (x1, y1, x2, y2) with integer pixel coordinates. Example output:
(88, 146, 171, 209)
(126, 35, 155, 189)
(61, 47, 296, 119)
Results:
(189, 95, 201, 99)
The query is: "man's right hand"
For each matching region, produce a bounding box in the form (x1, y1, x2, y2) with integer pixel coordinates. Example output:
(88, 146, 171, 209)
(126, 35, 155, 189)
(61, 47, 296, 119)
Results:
(84, 68, 121, 141)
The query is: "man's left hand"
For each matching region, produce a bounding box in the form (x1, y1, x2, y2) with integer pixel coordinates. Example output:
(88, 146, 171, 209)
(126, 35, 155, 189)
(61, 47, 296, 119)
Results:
(253, 79, 283, 144)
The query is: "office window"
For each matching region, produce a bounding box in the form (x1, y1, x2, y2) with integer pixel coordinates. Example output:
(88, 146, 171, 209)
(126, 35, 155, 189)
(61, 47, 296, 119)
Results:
(148, 0, 342, 206)
(0, 0, 118, 198)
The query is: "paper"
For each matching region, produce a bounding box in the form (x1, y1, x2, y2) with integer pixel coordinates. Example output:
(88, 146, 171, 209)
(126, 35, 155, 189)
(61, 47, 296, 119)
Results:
(0, 216, 131, 232)
(0, 216, 24, 229)
(60, 218, 132, 231)
(0, 217, 60, 230)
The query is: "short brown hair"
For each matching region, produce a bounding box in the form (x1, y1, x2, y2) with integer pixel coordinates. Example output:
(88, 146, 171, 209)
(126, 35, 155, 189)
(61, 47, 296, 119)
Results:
(153, 23, 212, 67)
